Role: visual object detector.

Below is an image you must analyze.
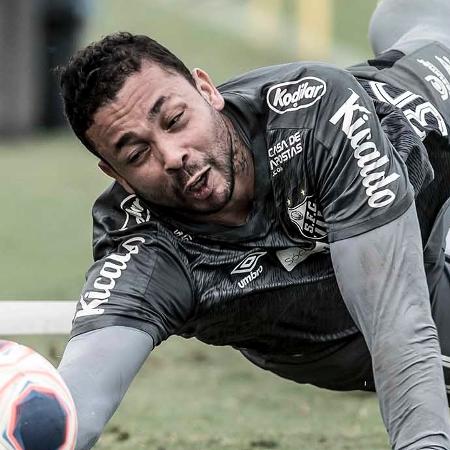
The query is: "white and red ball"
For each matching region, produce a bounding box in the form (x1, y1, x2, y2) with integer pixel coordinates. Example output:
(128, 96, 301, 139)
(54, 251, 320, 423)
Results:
(0, 340, 77, 450)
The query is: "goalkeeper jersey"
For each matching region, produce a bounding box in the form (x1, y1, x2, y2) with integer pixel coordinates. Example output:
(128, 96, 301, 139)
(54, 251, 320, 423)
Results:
(71, 42, 450, 357)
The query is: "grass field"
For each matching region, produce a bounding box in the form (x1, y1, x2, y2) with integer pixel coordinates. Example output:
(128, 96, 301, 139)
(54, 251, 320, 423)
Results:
(0, 133, 106, 299)
(0, 1, 390, 449)
(13, 334, 388, 450)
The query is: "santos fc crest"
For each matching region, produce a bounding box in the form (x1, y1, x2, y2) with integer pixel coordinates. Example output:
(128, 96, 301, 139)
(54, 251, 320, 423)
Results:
(287, 196, 327, 240)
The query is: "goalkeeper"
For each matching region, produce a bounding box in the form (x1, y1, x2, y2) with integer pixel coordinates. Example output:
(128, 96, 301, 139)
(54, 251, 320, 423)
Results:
(58, 0, 450, 448)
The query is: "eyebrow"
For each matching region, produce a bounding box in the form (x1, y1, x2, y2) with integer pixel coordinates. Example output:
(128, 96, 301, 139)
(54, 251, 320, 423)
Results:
(114, 95, 169, 153)
(147, 95, 167, 120)
(114, 131, 138, 153)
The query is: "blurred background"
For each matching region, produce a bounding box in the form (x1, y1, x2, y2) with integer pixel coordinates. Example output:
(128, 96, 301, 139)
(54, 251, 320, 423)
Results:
(0, 0, 378, 300)
(1, 1, 391, 449)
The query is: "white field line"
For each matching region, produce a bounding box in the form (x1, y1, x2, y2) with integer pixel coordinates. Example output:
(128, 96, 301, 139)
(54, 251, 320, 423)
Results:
(0, 301, 76, 335)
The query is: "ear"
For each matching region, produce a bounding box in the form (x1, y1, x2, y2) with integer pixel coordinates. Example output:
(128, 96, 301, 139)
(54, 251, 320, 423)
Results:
(98, 160, 135, 194)
(191, 68, 225, 111)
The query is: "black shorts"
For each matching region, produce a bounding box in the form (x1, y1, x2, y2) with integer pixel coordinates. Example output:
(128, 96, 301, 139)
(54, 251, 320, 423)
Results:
(240, 335, 374, 392)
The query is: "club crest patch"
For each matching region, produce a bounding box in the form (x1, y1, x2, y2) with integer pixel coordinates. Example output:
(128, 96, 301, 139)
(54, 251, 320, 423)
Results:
(287, 196, 327, 240)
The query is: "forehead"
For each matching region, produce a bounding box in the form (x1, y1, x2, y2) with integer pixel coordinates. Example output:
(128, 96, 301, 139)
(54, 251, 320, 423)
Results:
(87, 61, 196, 150)
(121, 61, 185, 95)
(102, 61, 191, 115)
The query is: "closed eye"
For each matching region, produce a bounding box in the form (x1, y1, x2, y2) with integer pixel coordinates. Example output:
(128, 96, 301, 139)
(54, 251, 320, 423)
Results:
(127, 146, 149, 165)
(167, 111, 184, 130)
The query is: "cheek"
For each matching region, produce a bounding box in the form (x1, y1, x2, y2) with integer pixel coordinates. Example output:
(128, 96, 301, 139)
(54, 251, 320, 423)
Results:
(131, 168, 174, 200)
(186, 122, 212, 148)
(189, 108, 220, 143)
(136, 173, 162, 192)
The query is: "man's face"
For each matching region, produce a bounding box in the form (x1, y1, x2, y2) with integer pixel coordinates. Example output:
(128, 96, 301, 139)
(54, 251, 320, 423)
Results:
(87, 61, 234, 215)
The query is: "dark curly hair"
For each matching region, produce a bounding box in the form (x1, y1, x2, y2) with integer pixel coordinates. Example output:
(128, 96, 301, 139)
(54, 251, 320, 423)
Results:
(59, 32, 195, 156)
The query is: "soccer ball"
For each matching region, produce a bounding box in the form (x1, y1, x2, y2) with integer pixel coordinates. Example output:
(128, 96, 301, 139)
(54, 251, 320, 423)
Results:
(0, 340, 77, 450)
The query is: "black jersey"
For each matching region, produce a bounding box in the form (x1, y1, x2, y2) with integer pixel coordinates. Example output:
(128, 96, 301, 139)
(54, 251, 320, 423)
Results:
(71, 43, 450, 357)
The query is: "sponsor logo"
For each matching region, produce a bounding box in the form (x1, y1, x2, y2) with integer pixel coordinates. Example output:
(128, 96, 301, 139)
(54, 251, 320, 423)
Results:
(120, 195, 151, 230)
(417, 58, 450, 101)
(329, 90, 400, 208)
(287, 196, 327, 240)
(231, 251, 266, 289)
(276, 243, 328, 272)
(267, 77, 326, 114)
(268, 131, 303, 177)
(369, 80, 448, 138)
(75, 236, 145, 318)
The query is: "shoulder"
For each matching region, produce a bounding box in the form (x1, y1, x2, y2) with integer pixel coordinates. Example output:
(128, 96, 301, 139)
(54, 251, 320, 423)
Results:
(92, 182, 151, 234)
(219, 62, 356, 116)
(219, 63, 366, 146)
(219, 61, 353, 94)
(91, 182, 185, 263)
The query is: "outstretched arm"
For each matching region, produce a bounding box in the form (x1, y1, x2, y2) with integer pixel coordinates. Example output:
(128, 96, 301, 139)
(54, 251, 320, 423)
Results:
(58, 326, 154, 450)
(331, 203, 450, 450)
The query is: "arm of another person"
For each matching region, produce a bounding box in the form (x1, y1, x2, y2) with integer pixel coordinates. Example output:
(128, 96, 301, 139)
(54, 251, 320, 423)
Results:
(331, 203, 450, 450)
(59, 326, 154, 450)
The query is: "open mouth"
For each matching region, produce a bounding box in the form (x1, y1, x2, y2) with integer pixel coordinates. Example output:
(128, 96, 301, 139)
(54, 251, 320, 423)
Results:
(185, 166, 211, 193)
(184, 166, 213, 201)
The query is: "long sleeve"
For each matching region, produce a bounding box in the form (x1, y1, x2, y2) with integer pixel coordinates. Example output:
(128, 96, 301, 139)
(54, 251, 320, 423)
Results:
(331, 203, 450, 449)
(59, 326, 154, 449)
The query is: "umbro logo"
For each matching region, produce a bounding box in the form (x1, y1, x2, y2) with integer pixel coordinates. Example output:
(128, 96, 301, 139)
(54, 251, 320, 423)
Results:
(231, 251, 267, 289)
(231, 251, 267, 274)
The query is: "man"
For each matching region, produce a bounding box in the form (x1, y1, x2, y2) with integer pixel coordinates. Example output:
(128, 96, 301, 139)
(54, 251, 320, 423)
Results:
(58, 0, 450, 448)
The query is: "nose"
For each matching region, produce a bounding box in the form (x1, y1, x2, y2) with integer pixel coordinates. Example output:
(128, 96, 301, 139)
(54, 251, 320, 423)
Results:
(157, 144, 188, 172)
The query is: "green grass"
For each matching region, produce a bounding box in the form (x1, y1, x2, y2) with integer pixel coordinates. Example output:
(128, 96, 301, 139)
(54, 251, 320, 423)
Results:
(12, 335, 388, 450)
(83, 0, 300, 84)
(334, 0, 378, 56)
(0, 2, 391, 449)
(0, 132, 109, 299)
(83, 0, 378, 83)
